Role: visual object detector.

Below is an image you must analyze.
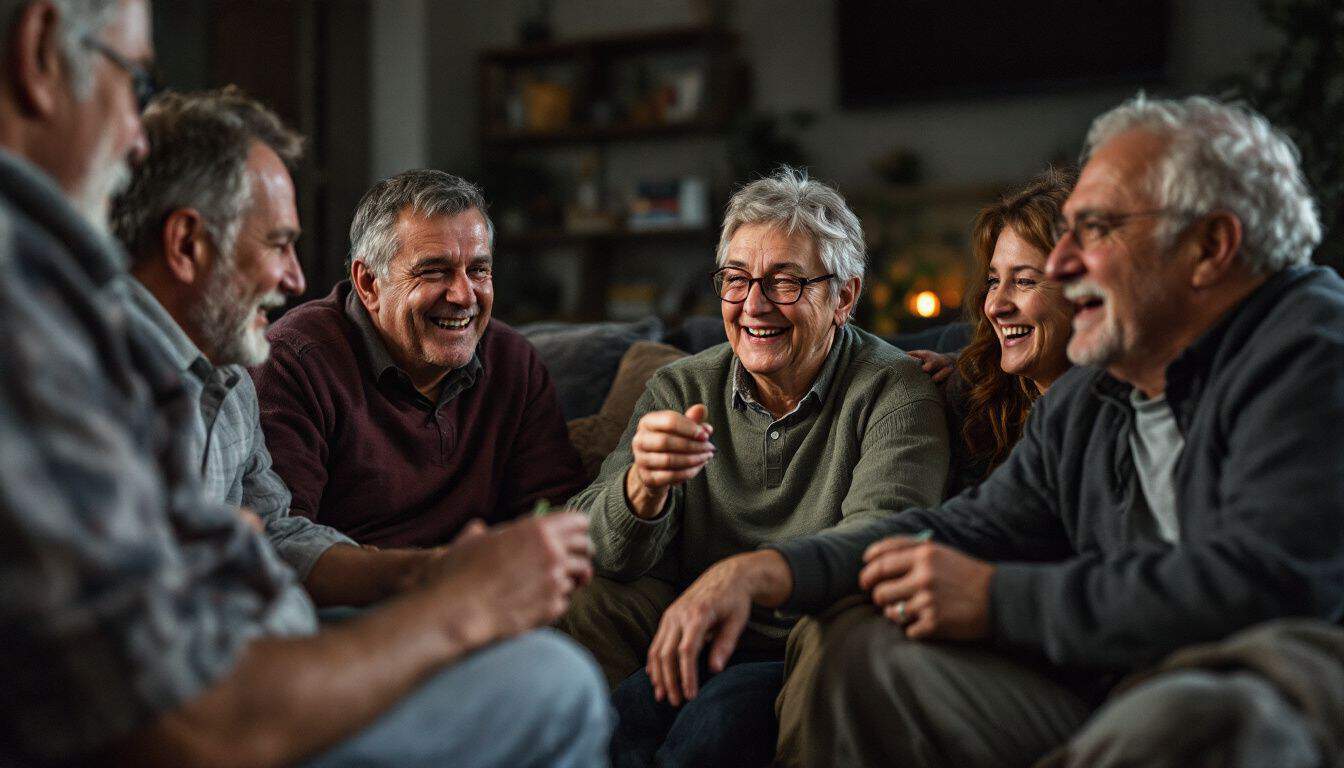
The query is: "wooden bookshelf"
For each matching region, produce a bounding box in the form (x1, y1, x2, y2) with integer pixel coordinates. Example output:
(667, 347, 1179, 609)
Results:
(478, 26, 745, 321)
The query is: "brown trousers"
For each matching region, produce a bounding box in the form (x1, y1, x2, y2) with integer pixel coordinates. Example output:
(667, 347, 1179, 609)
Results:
(556, 575, 681, 689)
(558, 575, 787, 690)
(774, 596, 1094, 768)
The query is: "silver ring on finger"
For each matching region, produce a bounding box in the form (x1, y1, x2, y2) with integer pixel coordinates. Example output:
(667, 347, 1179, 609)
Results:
(896, 600, 906, 622)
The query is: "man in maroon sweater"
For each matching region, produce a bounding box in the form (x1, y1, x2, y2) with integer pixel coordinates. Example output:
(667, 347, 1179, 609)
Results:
(254, 169, 584, 548)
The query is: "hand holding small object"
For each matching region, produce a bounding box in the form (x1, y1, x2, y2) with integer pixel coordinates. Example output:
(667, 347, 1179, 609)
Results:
(859, 528, 994, 640)
(625, 403, 715, 519)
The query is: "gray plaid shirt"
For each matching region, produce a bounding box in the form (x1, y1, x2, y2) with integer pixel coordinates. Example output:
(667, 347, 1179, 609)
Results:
(121, 278, 355, 577)
(0, 150, 317, 763)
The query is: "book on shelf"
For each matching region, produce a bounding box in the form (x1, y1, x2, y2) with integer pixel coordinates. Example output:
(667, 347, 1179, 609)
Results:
(626, 177, 708, 231)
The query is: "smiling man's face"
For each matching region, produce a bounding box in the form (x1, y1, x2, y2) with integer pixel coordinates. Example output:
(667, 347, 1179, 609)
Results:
(1047, 128, 1188, 373)
(362, 208, 493, 390)
(193, 141, 304, 366)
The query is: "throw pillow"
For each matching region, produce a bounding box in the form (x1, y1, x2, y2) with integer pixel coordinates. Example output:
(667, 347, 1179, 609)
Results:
(567, 341, 689, 484)
(518, 316, 663, 420)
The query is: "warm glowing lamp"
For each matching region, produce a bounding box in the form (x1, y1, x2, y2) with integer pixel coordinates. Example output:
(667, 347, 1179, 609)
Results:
(911, 290, 941, 318)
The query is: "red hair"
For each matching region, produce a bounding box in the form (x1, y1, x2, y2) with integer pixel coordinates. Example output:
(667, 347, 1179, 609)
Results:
(955, 167, 1075, 475)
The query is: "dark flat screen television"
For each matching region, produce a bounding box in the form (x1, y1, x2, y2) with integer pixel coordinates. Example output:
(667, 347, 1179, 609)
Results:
(836, 0, 1171, 108)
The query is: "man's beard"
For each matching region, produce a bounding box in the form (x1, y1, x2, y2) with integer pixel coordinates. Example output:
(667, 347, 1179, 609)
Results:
(1064, 281, 1125, 368)
(73, 131, 132, 236)
(1063, 274, 1168, 369)
(191, 261, 285, 367)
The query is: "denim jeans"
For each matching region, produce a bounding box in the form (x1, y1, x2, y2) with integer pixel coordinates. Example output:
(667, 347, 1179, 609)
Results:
(609, 654, 784, 768)
(305, 628, 613, 767)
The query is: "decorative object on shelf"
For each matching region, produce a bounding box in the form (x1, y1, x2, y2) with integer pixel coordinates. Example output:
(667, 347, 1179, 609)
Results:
(611, 54, 708, 127)
(521, 79, 574, 132)
(479, 27, 745, 321)
(1219, 0, 1343, 273)
(664, 67, 705, 123)
(725, 110, 815, 185)
(564, 153, 616, 234)
(479, 27, 742, 143)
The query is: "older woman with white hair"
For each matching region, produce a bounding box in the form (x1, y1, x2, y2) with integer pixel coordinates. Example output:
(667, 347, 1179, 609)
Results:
(560, 167, 949, 768)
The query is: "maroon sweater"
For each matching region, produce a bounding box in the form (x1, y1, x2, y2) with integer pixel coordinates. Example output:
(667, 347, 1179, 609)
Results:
(253, 282, 584, 548)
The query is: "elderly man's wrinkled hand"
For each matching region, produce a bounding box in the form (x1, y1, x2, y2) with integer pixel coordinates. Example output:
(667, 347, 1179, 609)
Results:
(646, 557, 752, 707)
(859, 535, 994, 641)
(424, 512, 595, 641)
(625, 404, 715, 518)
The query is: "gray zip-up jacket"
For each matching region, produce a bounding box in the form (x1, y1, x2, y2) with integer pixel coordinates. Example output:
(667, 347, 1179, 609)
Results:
(773, 264, 1344, 671)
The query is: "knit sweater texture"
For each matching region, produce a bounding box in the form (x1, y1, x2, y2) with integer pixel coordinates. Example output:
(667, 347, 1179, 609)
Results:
(574, 323, 949, 637)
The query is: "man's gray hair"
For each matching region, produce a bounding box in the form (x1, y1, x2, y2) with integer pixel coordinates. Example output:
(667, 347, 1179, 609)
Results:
(110, 87, 305, 264)
(348, 169, 494, 278)
(1083, 94, 1322, 273)
(0, 0, 120, 98)
(716, 166, 866, 310)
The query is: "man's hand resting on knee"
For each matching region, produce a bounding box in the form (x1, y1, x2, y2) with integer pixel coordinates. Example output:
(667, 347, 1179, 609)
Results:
(645, 550, 793, 707)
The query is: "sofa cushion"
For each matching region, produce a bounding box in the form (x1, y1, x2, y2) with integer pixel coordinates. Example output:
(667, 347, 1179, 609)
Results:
(518, 317, 663, 420)
(567, 413, 626, 484)
(664, 315, 727, 354)
(887, 321, 971, 354)
(598, 341, 688, 422)
(567, 340, 689, 482)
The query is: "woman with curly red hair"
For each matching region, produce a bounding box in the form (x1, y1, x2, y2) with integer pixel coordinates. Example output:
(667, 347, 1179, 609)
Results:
(912, 167, 1076, 494)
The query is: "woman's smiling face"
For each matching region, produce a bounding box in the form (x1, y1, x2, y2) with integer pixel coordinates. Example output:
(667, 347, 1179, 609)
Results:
(983, 226, 1074, 390)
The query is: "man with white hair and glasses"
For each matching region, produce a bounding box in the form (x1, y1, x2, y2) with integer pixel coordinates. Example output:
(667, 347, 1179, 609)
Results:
(0, 3, 608, 766)
(562, 167, 949, 767)
(752, 95, 1344, 766)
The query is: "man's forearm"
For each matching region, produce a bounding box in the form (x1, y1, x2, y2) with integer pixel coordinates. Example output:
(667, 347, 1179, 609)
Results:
(303, 544, 430, 607)
(768, 515, 915, 612)
(737, 549, 794, 608)
(110, 580, 499, 768)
